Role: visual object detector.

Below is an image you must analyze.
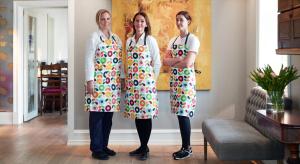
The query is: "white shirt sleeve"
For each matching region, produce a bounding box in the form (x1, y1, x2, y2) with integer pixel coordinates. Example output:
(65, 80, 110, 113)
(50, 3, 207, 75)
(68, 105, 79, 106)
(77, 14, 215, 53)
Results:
(187, 34, 200, 53)
(85, 32, 98, 82)
(148, 36, 161, 79)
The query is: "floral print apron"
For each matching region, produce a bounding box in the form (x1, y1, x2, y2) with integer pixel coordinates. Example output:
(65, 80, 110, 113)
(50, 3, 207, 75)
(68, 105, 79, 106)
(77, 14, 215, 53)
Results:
(85, 35, 122, 112)
(124, 36, 158, 119)
(170, 33, 196, 117)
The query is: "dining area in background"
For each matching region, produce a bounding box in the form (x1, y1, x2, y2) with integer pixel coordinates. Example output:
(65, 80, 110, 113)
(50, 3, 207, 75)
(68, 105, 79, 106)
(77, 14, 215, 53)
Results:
(39, 61, 68, 115)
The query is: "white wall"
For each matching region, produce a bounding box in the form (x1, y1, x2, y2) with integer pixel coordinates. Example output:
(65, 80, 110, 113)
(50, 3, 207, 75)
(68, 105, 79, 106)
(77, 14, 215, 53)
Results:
(69, 0, 248, 144)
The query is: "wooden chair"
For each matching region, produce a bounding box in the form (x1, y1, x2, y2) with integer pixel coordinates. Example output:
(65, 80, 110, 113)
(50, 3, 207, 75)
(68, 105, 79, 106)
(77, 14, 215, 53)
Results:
(40, 63, 67, 115)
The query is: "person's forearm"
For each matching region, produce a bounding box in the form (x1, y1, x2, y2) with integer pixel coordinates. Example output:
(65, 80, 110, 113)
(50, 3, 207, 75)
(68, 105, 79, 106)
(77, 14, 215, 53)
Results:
(163, 58, 181, 66)
(173, 53, 196, 68)
(86, 80, 94, 94)
(173, 61, 194, 68)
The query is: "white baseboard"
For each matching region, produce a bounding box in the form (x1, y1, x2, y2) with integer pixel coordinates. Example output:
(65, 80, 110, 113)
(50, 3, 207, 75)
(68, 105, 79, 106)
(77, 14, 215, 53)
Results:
(68, 129, 204, 146)
(0, 112, 13, 124)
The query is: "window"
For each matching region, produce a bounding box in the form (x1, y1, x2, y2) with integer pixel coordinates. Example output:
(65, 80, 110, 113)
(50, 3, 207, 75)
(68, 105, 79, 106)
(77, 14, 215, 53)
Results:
(258, 0, 289, 95)
(258, 0, 288, 72)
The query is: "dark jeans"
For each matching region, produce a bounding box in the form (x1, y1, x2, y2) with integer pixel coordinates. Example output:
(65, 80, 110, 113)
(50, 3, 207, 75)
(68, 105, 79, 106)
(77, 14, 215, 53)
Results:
(135, 118, 152, 150)
(89, 112, 113, 153)
(178, 115, 191, 149)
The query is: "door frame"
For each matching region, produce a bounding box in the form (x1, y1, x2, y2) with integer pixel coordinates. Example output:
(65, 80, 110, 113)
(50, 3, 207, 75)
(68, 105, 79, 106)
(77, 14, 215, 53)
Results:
(13, 0, 68, 124)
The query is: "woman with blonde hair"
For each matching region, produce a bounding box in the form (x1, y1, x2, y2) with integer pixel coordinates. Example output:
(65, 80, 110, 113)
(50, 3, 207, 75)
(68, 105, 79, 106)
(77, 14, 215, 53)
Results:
(85, 9, 123, 160)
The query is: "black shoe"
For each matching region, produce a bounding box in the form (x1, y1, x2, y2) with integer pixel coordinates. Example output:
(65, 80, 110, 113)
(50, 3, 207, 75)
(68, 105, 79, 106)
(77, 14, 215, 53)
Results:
(129, 146, 149, 156)
(173, 147, 192, 160)
(172, 147, 191, 157)
(139, 152, 149, 161)
(92, 151, 109, 160)
(104, 147, 116, 156)
(172, 148, 182, 157)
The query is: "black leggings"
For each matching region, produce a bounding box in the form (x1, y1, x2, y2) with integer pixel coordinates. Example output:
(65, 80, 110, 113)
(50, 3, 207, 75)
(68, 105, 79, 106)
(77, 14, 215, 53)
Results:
(178, 115, 191, 149)
(135, 119, 152, 150)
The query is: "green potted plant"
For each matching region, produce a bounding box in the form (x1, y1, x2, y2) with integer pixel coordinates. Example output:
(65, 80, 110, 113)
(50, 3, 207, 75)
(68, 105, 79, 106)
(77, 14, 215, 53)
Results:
(250, 64, 300, 112)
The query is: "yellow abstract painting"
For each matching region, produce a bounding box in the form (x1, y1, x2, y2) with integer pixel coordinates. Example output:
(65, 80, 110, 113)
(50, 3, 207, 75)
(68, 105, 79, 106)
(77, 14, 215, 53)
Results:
(112, 0, 211, 90)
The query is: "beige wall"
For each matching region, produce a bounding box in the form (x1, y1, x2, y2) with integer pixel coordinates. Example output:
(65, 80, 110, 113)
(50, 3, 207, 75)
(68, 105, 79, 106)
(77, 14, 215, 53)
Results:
(73, 0, 248, 130)
(246, 0, 258, 97)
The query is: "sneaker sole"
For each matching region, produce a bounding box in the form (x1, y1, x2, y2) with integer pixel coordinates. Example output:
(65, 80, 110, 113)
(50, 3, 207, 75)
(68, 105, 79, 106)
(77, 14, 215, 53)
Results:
(173, 153, 192, 160)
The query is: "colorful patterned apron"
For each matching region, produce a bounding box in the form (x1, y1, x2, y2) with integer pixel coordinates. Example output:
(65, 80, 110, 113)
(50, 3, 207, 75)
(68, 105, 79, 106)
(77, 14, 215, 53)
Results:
(124, 36, 158, 119)
(170, 33, 196, 117)
(85, 34, 122, 112)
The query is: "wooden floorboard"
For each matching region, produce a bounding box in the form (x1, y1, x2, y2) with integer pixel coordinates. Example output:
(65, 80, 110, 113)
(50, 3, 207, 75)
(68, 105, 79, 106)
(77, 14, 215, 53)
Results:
(0, 113, 256, 164)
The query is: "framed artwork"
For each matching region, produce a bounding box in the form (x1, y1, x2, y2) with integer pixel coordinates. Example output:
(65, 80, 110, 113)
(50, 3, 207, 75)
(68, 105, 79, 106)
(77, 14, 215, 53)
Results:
(112, 0, 211, 90)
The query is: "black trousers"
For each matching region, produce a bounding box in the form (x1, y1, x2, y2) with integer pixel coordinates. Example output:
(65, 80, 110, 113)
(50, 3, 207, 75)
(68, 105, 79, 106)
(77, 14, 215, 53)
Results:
(135, 118, 152, 150)
(89, 112, 113, 153)
(178, 115, 191, 149)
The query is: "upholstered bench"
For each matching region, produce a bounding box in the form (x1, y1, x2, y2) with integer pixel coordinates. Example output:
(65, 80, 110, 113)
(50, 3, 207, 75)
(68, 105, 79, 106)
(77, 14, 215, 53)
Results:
(202, 87, 284, 162)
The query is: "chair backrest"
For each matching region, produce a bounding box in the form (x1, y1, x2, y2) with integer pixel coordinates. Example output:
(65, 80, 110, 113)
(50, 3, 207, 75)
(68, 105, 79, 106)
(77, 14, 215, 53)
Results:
(244, 87, 267, 125)
(60, 63, 68, 89)
(40, 64, 62, 90)
(244, 87, 276, 140)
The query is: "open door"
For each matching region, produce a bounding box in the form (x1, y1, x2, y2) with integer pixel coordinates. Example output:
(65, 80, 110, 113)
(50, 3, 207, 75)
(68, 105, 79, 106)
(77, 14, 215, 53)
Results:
(23, 10, 38, 121)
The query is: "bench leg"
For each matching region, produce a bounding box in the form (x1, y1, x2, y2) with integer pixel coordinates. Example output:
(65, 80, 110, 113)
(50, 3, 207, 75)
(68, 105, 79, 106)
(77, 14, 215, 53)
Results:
(204, 137, 207, 160)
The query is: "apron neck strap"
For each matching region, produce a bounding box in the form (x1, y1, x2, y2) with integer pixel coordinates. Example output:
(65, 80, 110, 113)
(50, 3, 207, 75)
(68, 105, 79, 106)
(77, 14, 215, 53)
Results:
(172, 32, 190, 47)
(129, 35, 147, 47)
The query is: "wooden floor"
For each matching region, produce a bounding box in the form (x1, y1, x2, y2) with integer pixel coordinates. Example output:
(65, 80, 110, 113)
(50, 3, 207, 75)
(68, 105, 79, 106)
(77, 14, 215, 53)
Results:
(0, 113, 257, 164)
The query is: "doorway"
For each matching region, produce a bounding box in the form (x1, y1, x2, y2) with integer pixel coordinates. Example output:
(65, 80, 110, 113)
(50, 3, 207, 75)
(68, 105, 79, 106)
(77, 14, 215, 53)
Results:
(13, 0, 68, 124)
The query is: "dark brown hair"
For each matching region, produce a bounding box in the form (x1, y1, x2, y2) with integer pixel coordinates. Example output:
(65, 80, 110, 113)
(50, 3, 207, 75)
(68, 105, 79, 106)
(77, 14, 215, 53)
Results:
(176, 11, 192, 25)
(132, 11, 152, 37)
(95, 9, 111, 26)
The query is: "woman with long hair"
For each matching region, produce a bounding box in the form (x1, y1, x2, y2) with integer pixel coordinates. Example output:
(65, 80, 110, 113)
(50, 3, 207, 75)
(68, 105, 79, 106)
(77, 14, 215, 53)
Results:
(124, 11, 161, 161)
(163, 10, 200, 160)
